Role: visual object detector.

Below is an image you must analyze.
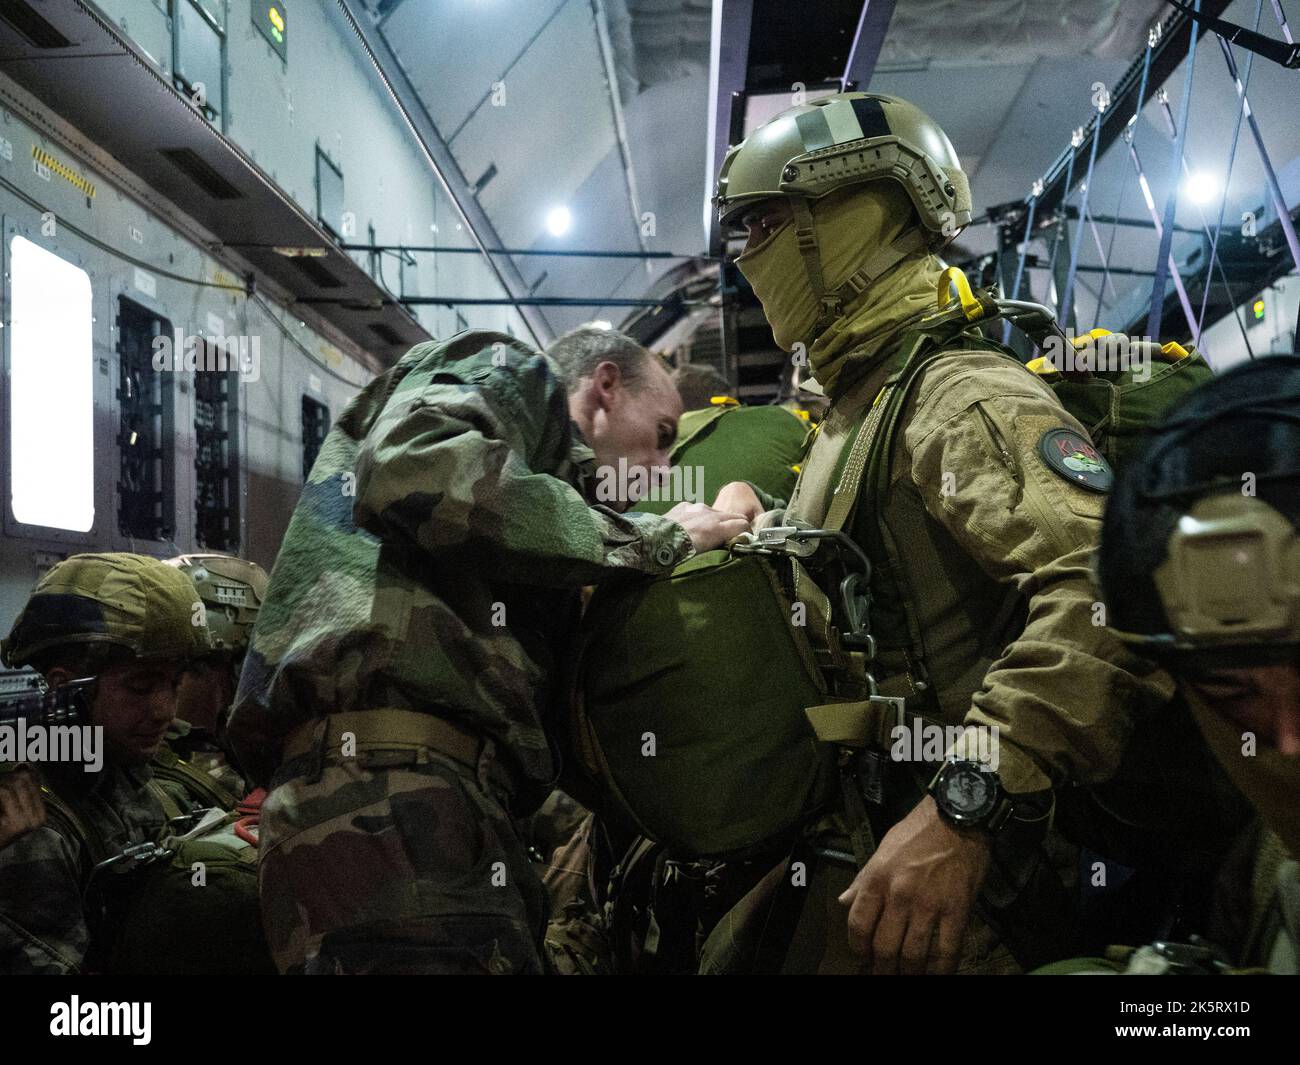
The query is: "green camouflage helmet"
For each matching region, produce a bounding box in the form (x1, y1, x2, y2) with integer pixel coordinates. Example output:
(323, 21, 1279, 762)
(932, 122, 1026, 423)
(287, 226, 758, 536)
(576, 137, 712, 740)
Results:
(715, 93, 971, 327)
(1, 552, 212, 668)
(165, 553, 267, 655)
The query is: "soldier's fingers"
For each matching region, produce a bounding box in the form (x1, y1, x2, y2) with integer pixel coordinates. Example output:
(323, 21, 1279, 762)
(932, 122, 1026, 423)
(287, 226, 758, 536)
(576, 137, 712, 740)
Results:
(1276, 701, 1300, 756)
(712, 518, 753, 541)
(900, 909, 938, 976)
(843, 879, 883, 961)
(932, 910, 965, 975)
(870, 901, 908, 975)
(15, 775, 45, 826)
(0, 784, 29, 835)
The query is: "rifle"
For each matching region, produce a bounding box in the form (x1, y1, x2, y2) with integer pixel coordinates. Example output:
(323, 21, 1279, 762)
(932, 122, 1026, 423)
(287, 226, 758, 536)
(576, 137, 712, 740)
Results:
(0, 674, 96, 734)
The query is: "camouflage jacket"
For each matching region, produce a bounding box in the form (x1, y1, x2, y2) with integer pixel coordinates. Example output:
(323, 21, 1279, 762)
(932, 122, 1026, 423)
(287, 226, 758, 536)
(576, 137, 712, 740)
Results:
(0, 761, 192, 974)
(227, 331, 692, 794)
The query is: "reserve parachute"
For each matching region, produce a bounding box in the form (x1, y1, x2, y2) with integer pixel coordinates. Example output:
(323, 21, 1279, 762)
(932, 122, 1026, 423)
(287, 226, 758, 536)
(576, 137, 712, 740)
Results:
(42, 781, 273, 975)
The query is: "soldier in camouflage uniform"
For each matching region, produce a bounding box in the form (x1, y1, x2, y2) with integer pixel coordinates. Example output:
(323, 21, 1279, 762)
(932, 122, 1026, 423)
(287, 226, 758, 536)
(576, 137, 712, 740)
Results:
(226, 327, 752, 975)
(703, 93, 1173, 974)
(0, 553, 212, 973)
(161, 553, 269, 803)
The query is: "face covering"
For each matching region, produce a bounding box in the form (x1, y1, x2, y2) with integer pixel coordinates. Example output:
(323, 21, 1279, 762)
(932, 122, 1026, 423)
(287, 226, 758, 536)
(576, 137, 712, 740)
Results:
(735, 182, 947, 398)
(734, 219, 821, 354)
(1184, 687, 1300, 858)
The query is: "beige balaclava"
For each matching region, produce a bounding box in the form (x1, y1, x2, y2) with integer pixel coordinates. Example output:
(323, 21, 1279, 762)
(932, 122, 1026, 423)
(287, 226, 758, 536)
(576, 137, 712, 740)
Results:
(735, 181, 948, 399)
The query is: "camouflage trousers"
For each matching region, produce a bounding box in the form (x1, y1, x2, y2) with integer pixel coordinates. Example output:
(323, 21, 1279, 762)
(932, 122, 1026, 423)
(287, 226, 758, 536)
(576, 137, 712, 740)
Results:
(259, 746, 548, 975)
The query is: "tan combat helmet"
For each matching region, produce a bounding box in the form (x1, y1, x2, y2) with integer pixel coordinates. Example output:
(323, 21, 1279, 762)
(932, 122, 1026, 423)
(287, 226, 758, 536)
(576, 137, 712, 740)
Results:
(1096, 355, 1300, 660)
(165, 554, 268, 657)
(1, 552, 212, 668)
(715, 92, 971, 330)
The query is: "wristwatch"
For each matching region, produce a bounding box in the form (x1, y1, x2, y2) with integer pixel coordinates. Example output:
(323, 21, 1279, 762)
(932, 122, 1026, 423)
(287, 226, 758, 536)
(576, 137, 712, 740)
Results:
(927, 758, 1014, 832)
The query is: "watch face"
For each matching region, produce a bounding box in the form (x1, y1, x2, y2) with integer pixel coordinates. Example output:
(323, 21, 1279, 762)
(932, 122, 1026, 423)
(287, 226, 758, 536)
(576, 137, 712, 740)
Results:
(938, 763, 998, 822)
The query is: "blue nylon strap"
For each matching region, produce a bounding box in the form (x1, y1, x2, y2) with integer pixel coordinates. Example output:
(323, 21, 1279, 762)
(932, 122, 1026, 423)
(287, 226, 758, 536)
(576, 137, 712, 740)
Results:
(1045, 147, 1077, 298)
(1270, 0, 1294, 44)
(1197, 0, 1263, 355)
(1001, 194, 1039, 345)
(1097, 34, 1154, 323)
(1147, 0, 1203, 342)
(1061, 107, 1104, 326)
(1216, 34, 1300, 277)
(1128, 139, 1202, 339)
(1217, 29, 1300, 352)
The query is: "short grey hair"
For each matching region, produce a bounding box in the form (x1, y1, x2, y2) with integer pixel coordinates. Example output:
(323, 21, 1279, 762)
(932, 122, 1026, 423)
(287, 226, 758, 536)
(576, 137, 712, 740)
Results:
(545, 326, 661, 395)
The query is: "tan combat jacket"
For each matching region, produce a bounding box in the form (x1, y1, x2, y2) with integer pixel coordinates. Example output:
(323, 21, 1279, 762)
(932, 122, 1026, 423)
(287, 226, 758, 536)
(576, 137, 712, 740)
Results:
(787, 344, 1173, 795)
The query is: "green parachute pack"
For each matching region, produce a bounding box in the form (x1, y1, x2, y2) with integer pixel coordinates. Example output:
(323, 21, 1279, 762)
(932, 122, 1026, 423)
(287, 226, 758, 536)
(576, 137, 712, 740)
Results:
(565, 269, 1215, 860)
(633, 402, 809, 516)
(42, 774, 273, 975)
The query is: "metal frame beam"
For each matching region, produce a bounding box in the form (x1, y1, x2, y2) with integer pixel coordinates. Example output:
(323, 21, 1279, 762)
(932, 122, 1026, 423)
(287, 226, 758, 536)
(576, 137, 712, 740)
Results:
(704, 0, 754, 256)
(1020, 0, 1234, 237)
(335, 0, 554, 346)
(842, 0, 897, 90)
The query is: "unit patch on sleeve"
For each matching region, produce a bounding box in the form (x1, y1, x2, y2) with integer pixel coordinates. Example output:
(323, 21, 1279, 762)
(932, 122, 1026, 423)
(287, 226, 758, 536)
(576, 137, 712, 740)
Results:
(1037, 427, 1113, 493)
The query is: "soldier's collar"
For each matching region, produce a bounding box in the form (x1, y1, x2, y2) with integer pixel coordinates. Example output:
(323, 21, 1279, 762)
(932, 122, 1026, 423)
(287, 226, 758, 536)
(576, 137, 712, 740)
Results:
(567, 423, 599, 503)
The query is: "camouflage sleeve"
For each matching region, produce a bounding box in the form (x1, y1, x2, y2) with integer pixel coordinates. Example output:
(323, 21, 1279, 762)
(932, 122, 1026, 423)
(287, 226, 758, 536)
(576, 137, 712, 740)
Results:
(352, 352, 692, 587)
(903, 357, 1173, 793)
(0, 823, 89, 974)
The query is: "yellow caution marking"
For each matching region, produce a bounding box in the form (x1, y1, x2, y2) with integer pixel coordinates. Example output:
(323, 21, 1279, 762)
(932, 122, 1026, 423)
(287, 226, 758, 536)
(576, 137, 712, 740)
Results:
(31, 145, 96, 198)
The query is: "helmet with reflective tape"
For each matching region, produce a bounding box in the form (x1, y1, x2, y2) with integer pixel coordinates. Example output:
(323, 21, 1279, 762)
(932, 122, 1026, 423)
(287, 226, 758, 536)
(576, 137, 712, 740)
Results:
(165, 553, 268, 656)
(715, 92, 971, 244)
(2, 552, 212, 668)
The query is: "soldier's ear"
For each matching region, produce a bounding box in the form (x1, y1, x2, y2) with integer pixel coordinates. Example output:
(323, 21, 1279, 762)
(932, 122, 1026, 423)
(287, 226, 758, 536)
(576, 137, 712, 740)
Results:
(589, 361, 623, 409)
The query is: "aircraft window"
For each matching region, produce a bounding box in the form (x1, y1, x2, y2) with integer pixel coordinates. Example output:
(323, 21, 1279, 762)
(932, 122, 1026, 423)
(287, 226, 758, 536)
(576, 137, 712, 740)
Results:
(195, 359, 239, 551)
(8, 236, 94, 532)
(301, 395, 331, 482)
(117, 298, 176, 542)
(174, 0, 224, 121)
(316, 148, 345, 239)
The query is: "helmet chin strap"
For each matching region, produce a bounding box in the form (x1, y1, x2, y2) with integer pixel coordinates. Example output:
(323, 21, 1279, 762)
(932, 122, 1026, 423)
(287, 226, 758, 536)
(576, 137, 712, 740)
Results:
(790, 196, 930, 333)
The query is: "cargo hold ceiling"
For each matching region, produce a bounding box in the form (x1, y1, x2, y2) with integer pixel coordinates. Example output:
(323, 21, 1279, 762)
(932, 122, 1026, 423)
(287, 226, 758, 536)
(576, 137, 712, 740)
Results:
(363, 0, 715, 336)
(0, 0, 430, 365)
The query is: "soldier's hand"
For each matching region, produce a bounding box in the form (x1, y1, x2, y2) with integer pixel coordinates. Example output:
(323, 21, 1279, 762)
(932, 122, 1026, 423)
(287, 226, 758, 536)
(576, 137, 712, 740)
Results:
(711, 481, 765, 526)
(663, 501, 752, 554)
(838, 795, 990, 975)
(0, 768, 46, 850)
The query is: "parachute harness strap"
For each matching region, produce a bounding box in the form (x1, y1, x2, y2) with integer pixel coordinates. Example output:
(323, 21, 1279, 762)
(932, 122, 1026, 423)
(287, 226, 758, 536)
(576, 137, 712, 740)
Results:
(792, 196, 931, 333)
(791, 197, 839, 327)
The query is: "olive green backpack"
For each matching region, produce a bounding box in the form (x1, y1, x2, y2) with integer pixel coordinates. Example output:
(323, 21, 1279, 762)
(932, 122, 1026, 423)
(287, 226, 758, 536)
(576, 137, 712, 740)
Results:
(633, 401, 809, 516)
(566, 274, 1216, 861)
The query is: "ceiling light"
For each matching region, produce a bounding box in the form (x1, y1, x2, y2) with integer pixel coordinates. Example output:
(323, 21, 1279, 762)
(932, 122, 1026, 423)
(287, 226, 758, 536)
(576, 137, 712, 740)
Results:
(1184, 171, 1220, 205)
(546, 206, 572, 237)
